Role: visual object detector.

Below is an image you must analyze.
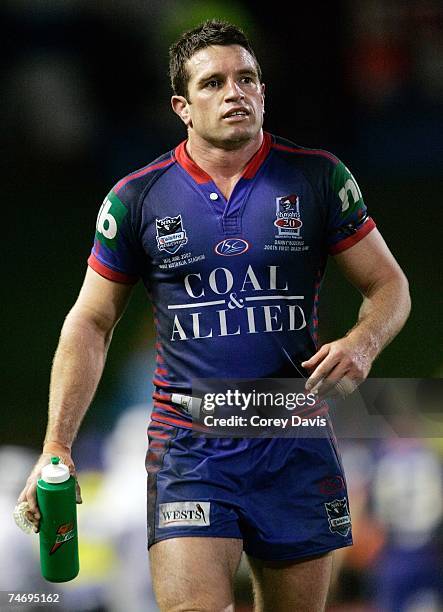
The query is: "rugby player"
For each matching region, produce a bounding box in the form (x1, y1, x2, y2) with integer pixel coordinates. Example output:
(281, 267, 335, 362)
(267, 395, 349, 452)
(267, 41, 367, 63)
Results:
(19, 20, 410, 611)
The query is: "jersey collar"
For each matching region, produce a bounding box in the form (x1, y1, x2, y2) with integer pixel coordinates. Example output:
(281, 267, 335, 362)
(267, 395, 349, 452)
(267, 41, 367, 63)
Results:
(174, 131, 273, 184)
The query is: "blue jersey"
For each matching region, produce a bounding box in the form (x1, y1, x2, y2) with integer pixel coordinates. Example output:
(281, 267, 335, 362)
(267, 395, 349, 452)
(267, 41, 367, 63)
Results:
(88, 132, 375, 427)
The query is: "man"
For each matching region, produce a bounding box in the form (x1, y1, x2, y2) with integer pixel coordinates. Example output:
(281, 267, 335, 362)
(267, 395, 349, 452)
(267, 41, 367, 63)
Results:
(19, 20, 410, 611)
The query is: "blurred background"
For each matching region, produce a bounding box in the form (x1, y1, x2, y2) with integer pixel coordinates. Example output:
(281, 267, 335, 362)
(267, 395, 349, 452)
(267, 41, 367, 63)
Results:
(1, 0, 442, 610)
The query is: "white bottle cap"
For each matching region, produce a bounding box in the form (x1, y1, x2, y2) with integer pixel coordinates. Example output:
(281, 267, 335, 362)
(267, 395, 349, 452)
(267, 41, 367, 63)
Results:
(41, 457, 70, 483)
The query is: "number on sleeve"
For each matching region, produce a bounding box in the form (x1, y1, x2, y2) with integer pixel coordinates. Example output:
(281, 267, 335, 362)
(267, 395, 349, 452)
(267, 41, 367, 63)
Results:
(338, 177, 362, 212)
(96, 198, 117, 239)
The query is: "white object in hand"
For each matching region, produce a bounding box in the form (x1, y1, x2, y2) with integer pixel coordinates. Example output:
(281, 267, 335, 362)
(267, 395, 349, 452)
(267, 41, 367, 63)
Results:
(335, 376, 357, 398)
(13, 501, 36, 534)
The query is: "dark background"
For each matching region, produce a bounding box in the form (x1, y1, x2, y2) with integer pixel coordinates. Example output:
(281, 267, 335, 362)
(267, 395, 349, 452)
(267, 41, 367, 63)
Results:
(1, 2, 443, 610)
(2, 1, 442, 443)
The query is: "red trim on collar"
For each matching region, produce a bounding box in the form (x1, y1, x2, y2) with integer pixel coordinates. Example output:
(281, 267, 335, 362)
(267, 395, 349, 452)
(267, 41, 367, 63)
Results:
(174, 131, 273, 184)
(174, 141, 212, 184)
(242, 131, 272, 179)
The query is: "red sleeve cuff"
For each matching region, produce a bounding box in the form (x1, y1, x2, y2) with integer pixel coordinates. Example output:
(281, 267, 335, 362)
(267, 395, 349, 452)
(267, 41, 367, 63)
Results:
(87, 253, 139, 285)
(328, 218, 376, 255)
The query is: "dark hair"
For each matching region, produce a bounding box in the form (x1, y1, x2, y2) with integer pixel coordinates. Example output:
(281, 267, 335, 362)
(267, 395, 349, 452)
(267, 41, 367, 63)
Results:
(169, 19, 262, 98)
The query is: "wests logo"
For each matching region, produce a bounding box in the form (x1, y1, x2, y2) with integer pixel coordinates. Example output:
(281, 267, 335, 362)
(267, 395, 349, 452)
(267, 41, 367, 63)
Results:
(49, 522, 75, 555)
(215, 238, 249, 256)
(158, 501, 210, 527)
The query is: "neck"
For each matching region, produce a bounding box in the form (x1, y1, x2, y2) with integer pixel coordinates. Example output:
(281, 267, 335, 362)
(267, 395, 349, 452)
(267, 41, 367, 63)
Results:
(186, 130, 263, 181)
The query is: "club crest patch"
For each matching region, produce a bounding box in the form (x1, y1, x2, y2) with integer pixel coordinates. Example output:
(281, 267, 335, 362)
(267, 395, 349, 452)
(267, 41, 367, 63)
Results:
(324, 498, 351, 537)
(275, 194, 303, 238)
(156, 215, 188, 254)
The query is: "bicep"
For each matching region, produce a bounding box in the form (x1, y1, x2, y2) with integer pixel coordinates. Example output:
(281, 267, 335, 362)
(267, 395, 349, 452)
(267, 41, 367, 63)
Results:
(333, 228, 407, 296)
(68, 267, 134, 333)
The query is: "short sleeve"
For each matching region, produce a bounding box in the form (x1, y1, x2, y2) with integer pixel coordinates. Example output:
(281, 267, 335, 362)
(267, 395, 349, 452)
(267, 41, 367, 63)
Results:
(87, 188, 144, 284)
(326, 160, 376, 255)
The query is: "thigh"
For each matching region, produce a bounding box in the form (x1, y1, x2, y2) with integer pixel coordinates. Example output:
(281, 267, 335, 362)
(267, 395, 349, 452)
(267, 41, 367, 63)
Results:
(247, 552, 333, 612)
(146, 424, 245, 549)
(242, 432, 352, 561)
(150, 536, 243, 612)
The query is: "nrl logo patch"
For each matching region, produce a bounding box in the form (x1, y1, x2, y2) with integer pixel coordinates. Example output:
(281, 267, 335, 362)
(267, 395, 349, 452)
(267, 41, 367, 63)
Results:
(275, 194, 303, 238)
(156, 215, 188, 254)
(324, 498, 351, 537)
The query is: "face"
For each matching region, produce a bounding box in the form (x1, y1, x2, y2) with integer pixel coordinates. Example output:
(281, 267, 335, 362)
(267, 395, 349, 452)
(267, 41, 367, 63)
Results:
(172, 44, 265, 149)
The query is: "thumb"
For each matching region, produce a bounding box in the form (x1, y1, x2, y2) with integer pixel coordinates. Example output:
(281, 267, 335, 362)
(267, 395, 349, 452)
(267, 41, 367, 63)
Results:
(57, 457, 82, 504)
(67, 466, 82, 504)
(75, 479, 83, 504)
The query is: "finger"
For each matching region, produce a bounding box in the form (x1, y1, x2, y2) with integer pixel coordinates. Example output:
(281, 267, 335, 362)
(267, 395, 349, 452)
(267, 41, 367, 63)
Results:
(25, 483, 41, 521)
(75, 481, 83, 504)
(59, 454, 75, 470)
(305, 353, 341, 392)
(314, 365, 350, 398)
(301, 345, 330, 371)
(24, 509, 40, 531)
(60, 459, 81, 503)
(24, 506, 40, 532)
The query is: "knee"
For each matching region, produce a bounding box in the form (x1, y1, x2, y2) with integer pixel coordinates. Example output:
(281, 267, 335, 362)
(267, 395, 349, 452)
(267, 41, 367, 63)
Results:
(154, 583, 234, 611)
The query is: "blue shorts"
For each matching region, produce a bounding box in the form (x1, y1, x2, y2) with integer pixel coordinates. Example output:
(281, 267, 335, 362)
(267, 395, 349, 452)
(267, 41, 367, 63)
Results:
(146, 419, 353, 561)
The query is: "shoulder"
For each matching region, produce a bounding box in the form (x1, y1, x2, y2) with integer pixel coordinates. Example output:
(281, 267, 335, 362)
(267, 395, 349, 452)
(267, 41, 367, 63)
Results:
(110, 149, 176, 207)
(269, 134, 362, 204)
(270, 134, 341, 174)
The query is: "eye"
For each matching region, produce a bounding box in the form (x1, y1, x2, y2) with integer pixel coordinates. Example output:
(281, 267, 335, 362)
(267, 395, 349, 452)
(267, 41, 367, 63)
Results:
(205, 80, 220, 89)
(241, 76, 253, 84)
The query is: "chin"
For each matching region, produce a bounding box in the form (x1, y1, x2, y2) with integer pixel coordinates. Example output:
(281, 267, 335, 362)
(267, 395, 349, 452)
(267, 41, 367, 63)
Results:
(220, 125, 259, 149)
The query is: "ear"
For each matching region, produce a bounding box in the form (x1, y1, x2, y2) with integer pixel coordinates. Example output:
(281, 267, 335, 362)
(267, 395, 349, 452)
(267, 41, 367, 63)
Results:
(171, 95, 192, 127)
(260, 83, 265, 108)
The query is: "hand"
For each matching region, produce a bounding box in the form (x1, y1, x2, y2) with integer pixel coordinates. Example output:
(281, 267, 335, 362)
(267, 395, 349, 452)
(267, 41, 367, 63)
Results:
(17, 451, 82, 533)
(301, 336, 373, 399)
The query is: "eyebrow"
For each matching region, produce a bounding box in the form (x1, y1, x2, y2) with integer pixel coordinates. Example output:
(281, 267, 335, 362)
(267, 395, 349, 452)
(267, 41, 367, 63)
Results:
(196, 68, 258, 86)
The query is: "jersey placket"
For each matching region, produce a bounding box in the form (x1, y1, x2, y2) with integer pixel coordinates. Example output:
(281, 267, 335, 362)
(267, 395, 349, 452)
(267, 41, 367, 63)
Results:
(174, 132, 273, 238)
(199, 179, 252, 236)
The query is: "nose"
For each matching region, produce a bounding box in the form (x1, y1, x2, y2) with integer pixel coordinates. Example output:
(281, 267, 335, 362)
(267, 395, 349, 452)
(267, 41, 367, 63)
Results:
(224, 78, 245, 102)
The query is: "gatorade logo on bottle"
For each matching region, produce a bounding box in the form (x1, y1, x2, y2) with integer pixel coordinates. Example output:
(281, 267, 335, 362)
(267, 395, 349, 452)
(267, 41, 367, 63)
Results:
(49, 522, 75, 555)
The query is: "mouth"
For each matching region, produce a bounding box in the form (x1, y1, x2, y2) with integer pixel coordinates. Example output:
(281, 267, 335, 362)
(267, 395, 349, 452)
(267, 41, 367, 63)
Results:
(222, 108, 250, 121)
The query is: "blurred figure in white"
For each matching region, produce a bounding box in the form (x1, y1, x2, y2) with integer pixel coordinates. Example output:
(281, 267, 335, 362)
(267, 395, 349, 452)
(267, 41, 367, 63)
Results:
(0, 446, 49, 592)
(372, 438, 443, 612)
(82, 404, 158, 612)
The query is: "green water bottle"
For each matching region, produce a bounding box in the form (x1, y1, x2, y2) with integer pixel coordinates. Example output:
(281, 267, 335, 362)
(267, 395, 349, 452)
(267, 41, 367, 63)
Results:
(37, 457, 79, 582)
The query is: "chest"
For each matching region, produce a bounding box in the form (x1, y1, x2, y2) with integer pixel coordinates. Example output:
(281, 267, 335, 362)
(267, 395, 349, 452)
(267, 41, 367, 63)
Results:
(138, 164, 328, 300)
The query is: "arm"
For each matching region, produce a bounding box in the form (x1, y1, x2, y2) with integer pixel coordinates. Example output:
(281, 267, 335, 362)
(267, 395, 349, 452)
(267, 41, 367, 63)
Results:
(18, 267, 133, 527)
(302, 229, 411, 396)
